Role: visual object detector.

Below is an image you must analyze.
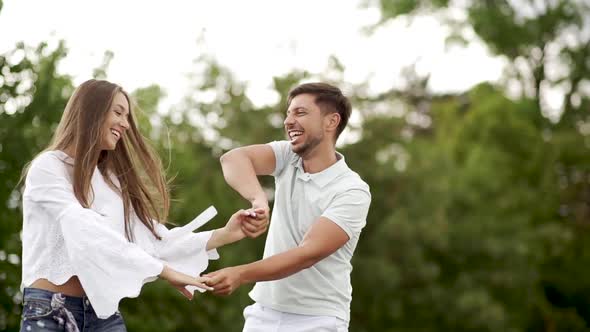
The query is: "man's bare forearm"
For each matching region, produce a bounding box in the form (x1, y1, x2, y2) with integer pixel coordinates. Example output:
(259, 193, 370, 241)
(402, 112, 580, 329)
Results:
(220, 150, 267, 204)
(237, 246, 321, 284)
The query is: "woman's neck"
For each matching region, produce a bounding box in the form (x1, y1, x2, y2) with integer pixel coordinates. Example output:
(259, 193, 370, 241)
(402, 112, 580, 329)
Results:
(63, 146, 76, 158)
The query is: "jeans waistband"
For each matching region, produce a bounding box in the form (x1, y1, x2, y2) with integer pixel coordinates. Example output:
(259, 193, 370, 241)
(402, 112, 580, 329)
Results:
(23, 287, 85, 308)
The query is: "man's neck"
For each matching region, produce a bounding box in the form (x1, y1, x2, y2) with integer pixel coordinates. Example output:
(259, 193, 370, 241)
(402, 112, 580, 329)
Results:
(301, 143, 338, 174)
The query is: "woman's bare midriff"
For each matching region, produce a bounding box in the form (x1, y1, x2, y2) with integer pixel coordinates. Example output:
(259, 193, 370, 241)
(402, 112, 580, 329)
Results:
(29, 276, 86, 297)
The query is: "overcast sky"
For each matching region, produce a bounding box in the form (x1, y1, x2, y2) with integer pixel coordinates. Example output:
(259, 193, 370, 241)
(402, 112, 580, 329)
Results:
(0, 0, 505, 111)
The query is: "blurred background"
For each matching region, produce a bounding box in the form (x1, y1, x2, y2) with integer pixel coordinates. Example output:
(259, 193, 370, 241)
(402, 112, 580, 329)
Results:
(2, 0, 590, 331)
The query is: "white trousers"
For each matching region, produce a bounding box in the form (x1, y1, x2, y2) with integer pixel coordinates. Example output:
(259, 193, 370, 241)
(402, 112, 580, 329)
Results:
(242, 303, 348, 332)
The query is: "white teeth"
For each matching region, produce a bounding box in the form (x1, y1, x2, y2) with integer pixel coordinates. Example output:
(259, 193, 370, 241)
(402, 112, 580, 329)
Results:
(289, 130, 303, 143)
(110, 129, 120, 139)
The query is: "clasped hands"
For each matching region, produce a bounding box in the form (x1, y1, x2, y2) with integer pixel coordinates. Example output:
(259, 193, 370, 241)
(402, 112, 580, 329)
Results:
(161, 203, 269, 299)
(201, 203, 270, 295)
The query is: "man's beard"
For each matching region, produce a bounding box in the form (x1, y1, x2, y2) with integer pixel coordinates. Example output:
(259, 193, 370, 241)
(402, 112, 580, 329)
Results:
(292, 132, 323, 158)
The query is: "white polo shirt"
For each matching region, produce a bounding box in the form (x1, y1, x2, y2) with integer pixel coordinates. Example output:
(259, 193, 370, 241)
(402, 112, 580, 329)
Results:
(249, 140, 371, 322)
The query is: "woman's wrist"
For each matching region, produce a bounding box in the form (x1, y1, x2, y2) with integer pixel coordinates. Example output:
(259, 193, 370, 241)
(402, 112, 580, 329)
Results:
(219, 226, 244, 245)
(207, 228, 239, 250)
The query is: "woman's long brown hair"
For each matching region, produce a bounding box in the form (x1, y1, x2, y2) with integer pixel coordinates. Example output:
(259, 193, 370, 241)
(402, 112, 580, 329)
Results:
(24, 79, 169, 241)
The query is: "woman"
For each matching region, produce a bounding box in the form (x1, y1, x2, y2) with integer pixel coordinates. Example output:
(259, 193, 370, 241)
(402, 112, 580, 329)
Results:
(20, 79, 266, 332)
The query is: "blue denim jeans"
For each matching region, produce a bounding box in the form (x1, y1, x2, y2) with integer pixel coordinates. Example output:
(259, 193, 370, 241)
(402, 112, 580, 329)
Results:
(20, 288, 126, 332)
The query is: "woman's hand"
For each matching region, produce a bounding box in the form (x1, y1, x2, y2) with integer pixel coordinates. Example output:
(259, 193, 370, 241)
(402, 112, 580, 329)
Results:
(206, 208, 267, 250)
(223, 209, 265, 242)
(159, 265, 212, 300)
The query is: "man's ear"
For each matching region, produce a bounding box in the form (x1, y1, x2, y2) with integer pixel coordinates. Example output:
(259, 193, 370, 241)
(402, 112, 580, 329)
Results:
(325, 112, 341, 134)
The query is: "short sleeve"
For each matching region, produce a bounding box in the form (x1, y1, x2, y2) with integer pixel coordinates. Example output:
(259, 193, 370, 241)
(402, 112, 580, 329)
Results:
(321, 188, 371, 239)
(268, 140, 294, 177)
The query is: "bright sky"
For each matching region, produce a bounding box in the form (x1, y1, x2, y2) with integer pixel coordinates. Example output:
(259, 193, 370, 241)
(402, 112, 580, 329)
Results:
(0, 0, 505, 111)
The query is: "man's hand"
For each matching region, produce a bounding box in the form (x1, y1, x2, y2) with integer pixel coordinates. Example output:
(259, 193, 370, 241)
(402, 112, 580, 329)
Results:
(241, 199, 270, 238)
(204, 267, 244, 296)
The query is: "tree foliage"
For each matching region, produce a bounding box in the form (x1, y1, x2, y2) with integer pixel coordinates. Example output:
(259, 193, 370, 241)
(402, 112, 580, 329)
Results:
(2, 2, 590, 331)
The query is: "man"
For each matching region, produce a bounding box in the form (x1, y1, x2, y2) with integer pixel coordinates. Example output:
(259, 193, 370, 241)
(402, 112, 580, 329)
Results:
(206, 82, 371, 331)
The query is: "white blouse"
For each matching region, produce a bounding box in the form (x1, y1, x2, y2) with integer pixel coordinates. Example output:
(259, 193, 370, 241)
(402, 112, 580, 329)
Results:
(21, 150, 219, 318)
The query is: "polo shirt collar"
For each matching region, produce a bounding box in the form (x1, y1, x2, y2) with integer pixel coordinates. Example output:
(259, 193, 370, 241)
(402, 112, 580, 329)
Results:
(291, 152, 348, 188)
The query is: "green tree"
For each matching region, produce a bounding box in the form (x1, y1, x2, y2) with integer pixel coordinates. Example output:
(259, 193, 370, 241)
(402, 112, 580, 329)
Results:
(370, 0, 590, 124)
(359, 2, 590, 330)
(0, 40, 73, 330)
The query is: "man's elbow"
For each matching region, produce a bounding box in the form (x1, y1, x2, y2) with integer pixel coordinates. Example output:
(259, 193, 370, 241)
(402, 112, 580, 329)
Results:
(220, 148, 241, 166)
(219, 150, 231, 165)
(220, 151, 238, 182)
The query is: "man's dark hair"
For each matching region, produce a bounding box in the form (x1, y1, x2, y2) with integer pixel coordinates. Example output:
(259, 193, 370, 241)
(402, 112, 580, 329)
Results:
(287, 82, 352, 140)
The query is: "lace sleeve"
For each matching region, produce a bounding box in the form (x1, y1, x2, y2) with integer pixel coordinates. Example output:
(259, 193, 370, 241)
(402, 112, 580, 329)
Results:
(150, 206, 220, 295)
